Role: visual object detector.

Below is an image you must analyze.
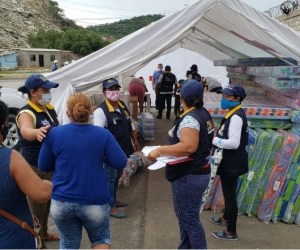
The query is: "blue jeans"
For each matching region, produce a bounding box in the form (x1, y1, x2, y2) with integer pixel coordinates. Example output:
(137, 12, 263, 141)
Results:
(172, 174, 210, 249)
(103, 162, 123, 209)
(50, 199, 110, 249)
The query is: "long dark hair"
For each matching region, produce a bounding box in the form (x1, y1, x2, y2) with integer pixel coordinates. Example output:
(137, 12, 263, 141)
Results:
(183, 94, 204, 109)
(18, 86, 37, 98)
(0, 101, 8, 130)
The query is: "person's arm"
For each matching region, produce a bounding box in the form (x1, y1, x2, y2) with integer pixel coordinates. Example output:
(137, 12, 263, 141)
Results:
(173, 76, 178, 96)
(188, 74, 193, 80)
(38, 133, 56, 173)
(93, 108, 107, 128)
(131, 127, 140, 152)
(104, 132, 127, 170)
(17, 112, 51, 142)
(213, 115, 243, 149)
(148, 128, 199, 160)
(152, 73, 155, 90)
(10, 150, 52, 203)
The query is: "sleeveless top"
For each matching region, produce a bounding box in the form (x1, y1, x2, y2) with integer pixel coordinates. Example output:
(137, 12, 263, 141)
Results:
(0, 146, 35, 249)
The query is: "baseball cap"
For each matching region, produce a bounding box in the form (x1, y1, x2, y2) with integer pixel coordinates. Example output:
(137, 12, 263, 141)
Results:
(180, 80, 204, 99)
(25, 74, 59, 92)
(165, 65, 171, 71)
(103, 78, 121, 89)
(217, 83, 246, 99)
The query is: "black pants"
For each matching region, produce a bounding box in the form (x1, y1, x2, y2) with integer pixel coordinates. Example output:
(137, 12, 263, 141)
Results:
(158, 94, 172, 118)
(174, 95, 181, 116)
(220, 175, 239, 234)
(155, 93, 160, 110)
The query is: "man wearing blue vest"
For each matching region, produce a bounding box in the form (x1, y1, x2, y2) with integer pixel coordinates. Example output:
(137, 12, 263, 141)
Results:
(94, 79, 139, 218)
(52, 60, 58, 72)
(156, 65, 177, 119)
(152, 63, 164, 110)
(210, 83, 248, 241)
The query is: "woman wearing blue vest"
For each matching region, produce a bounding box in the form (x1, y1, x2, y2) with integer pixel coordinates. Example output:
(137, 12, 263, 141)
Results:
(0, 101, 52, 249)
(38, 93, 127, 249)
(148, 80, 214, 249)
(16, 74, 60, 248)
(94, 78, 139, 218)
(210, 83, 248, 241)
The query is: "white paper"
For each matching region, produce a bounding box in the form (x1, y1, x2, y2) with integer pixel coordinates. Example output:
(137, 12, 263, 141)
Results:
(142, 146, 160, 156)
(157, 156, 189, 163)
(148, 161, 166, 170)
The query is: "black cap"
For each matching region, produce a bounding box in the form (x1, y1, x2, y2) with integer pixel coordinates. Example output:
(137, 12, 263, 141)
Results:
(190, 64, 198, 71)
(165, 65, 171, 71)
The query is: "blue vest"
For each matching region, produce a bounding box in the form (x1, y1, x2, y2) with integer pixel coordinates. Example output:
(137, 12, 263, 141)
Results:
(160, 72, 176, 93)
(0, 146, 35, 249)
(191, 71, 201, 82)
(216, 108, 248, 176)
(98, 100, 134, 157)
(165, 108, 213, 182)
(17, 102, 59, 166)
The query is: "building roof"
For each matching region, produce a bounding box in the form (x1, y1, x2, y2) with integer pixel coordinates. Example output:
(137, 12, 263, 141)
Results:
(15, 48, 61, 52)
(0, 51, 18, 56)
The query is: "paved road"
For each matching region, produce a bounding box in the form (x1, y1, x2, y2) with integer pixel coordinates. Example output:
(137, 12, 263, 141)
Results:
(0, 79, 25, 89)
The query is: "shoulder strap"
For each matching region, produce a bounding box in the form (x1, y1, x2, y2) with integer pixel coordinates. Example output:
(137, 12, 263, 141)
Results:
(16, 110, 37, 128)
(0, 208, 41, 248)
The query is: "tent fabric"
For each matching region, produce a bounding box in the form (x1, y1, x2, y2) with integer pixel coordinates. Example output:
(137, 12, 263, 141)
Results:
(47, 0, 300, 124)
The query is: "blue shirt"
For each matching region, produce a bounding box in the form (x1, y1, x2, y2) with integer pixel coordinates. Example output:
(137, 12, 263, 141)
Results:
(0, 147, 35, 249)
(38, 123, 127, 205)
(153, 70, 164, 86)
(52, 63, 58, 72)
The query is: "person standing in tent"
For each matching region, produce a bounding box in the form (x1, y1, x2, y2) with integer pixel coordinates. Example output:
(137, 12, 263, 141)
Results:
(94, 78, 140, 218)
(16, 74, 60, 248)
(148, 80, 213, 249)
(156, 65, 177, 119)
(52, 60, 58, 72)
(188, 64, 201, 82)
(210, 83, 248, 241)
(152, 63, 164, 110)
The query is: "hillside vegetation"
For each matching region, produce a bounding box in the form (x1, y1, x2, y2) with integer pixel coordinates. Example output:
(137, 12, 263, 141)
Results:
(86, 14, 164, 39)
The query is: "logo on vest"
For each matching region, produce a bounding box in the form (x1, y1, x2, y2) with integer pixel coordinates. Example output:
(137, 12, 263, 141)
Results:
(206, 120, 214, 134)
(218, 124, 225, 136)
(41, 119, 50, 126)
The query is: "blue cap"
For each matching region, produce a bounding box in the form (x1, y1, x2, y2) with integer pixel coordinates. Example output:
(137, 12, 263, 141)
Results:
(25, 74, 59, 92)
(217, 83, 246, 99)
(103, 79, 121, 89)
(180, 80, 203, 100)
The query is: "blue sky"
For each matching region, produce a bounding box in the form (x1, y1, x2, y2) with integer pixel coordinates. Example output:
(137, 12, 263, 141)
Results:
(54, 0, 287, 27)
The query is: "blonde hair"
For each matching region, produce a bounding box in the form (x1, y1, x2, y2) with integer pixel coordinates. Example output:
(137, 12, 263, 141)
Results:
(67, 93, 91, 123)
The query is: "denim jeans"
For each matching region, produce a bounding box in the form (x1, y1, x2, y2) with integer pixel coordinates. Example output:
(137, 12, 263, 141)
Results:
(103, 162, 123, 209)
(220, 175, 239, 234)
(172, 174, 210, 249)
(50, 199, 110, 249)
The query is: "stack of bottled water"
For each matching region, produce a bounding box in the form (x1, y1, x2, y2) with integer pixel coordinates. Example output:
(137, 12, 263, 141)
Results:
(141, 112, 156, 140)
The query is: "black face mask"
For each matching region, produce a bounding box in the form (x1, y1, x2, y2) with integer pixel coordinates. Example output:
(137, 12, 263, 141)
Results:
(1, 125, 9, 141)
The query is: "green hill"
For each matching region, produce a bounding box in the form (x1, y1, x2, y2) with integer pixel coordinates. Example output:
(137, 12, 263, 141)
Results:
(86, 14, 164, 39)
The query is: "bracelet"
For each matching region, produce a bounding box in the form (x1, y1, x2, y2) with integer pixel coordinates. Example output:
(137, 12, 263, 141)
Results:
(218, 138, 223, 145)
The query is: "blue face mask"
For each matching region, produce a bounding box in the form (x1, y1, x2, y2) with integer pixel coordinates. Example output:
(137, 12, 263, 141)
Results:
(221, 97, 240, 110)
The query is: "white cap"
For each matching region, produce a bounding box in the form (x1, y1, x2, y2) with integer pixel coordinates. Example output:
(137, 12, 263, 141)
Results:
(64, 61, 69, 65)
(54, 60, 58, 63)
(71, 60, 75, 63)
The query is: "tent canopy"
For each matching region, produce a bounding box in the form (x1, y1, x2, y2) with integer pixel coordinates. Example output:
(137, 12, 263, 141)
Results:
(48, 0, 300, 123)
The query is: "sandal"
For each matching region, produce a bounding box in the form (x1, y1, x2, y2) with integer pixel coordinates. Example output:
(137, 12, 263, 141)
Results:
(116, 201, 128, 208)
(44, 233, 60, 241)
(110, 210, 127, 218)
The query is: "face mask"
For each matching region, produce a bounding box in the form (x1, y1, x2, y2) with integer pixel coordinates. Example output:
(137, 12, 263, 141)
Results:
(1, 124, 9, 141)
(106, 90, 120, 101)
(221, 97, 240, 110)
(36, 93, 52, 106)
(158, 68, 162, 72)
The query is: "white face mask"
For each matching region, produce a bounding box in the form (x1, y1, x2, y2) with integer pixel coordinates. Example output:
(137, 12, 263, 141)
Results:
(36, 92, 52, 105)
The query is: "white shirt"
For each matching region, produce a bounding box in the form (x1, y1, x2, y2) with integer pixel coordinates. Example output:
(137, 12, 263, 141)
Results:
(212, 115, 243, 149)
(94, 107, 135, 130)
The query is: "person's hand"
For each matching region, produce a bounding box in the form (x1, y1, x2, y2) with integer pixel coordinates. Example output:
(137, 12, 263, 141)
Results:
(148, 148, 160, 161)
(37, 125, 51, 142)
(133, 139, 140, 152)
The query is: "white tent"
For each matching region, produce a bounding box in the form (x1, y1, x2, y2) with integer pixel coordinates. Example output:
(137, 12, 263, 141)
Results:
(135, 48, 229, 105)
(47, 0, 300, 124)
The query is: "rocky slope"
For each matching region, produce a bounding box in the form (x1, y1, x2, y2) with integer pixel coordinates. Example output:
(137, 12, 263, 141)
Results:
(0, 0, 61, 48)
